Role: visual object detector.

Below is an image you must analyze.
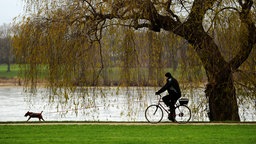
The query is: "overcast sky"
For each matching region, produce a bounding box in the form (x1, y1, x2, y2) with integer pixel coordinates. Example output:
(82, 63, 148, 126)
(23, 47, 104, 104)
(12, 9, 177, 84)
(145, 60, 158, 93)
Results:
(0, 0, 23, 25)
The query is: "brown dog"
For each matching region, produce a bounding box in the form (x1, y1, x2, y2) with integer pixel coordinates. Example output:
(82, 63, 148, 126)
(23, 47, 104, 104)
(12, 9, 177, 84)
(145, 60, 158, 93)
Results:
(24, 111, 45, 121)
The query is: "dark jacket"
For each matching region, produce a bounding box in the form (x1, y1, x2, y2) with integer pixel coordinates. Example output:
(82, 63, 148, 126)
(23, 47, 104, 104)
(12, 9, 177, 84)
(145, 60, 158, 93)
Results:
(156, 77, 181, 99)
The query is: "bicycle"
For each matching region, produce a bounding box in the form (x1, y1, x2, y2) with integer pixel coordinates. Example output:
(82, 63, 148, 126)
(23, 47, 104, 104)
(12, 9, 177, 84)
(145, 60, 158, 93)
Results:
(145, 94, 191, 123)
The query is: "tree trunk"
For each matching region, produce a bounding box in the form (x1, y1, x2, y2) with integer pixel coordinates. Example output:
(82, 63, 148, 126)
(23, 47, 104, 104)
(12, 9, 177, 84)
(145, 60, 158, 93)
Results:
(186, 32, 241, 121)
(7, 62, 11, 72)
(205, 67, 240, 121)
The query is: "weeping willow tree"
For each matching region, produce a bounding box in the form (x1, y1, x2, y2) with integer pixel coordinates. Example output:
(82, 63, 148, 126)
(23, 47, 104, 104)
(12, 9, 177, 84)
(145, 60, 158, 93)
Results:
(12, 0, 256, 121)
(213, 6, 255, 95)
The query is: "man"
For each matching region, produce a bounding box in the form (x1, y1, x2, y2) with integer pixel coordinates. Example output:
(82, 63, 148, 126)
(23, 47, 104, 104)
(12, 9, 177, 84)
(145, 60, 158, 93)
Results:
(155, 72, 181, 121)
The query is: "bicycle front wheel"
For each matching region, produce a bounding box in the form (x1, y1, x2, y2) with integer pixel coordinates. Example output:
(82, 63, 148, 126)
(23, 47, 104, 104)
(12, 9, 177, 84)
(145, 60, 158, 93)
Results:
(145, 105, 163, 123)
(174, 105, 191, 123)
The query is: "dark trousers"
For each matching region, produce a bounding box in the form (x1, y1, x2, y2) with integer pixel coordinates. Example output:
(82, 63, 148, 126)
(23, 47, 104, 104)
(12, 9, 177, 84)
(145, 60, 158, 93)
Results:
(162, 95, 178, 109)
(162, 91, 180, 112)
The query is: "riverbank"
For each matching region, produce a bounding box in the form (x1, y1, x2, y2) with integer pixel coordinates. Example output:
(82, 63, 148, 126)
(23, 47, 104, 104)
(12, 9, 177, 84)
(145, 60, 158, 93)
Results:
(0, 78, 48, 87)
(0, 78, 21, 86)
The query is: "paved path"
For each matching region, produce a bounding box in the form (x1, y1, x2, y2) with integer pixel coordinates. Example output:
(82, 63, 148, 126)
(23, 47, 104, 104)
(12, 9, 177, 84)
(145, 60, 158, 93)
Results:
(1, 122, 256, 125)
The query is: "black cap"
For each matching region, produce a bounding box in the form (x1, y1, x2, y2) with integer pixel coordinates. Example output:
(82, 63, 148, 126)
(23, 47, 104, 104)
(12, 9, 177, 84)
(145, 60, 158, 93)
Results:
(165, 72, 172, 78)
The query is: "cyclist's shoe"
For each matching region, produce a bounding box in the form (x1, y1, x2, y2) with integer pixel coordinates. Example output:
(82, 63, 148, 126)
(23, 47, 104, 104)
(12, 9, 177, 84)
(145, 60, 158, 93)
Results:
(168, 114, 175, 122)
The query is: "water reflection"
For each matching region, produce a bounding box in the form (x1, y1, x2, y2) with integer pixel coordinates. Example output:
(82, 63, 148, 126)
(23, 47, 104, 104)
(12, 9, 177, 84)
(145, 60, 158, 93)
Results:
(0, 87, 255, 122)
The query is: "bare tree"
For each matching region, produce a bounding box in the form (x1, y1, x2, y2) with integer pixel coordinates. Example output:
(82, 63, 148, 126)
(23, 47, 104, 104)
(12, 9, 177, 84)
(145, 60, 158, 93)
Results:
(0, 23, 13, 72)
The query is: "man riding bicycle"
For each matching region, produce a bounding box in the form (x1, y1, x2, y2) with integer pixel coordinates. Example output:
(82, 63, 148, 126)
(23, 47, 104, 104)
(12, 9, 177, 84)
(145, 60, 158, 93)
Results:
(155, 72, 181, 121)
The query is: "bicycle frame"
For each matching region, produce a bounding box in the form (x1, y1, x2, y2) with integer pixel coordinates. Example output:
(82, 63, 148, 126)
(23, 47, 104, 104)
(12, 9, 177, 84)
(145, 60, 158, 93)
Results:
(155, 94, 177, 114)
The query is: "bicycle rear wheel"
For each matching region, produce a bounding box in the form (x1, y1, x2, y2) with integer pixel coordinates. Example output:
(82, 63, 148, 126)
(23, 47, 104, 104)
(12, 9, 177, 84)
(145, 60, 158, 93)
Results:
(145, 105, 163, 123)
(174, 105, 191, 123)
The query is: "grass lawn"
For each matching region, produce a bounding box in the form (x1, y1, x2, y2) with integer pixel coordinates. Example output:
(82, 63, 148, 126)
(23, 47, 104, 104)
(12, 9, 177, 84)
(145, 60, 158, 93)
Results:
(0, 124, 255, 144)
(0, 64, 20, 78)
(0, 64, 203, 83)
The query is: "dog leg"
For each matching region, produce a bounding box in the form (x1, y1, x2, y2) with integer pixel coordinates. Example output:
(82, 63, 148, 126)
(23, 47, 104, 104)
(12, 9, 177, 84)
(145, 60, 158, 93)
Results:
(27, 117, 31, 121)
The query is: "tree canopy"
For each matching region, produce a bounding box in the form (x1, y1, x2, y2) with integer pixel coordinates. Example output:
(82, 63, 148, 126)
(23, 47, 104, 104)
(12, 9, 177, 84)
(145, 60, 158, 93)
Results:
(12, 0, 256, 121)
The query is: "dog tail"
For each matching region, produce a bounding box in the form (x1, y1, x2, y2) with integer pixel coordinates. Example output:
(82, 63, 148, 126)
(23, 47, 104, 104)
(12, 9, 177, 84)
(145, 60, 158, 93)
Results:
(41, 111, 43, 114)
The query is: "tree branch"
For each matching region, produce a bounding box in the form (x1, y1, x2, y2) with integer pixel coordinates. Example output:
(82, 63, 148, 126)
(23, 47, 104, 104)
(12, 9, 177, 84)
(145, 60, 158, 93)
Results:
(186, 0, 217, 24)
(94, 0, 181, 32)
(166, 0, 181, 22)
(230, 0, 255, 70)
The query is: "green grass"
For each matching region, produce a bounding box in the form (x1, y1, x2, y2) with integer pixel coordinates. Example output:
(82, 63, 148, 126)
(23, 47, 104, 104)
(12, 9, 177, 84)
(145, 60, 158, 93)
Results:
(0, 124, 255, 144)
(0, 64, 20, 78)
(0, 64, 205, 86)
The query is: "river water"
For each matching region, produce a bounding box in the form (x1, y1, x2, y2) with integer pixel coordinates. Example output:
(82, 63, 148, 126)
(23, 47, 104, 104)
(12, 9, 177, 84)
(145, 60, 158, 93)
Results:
(0, 87, 255, 122)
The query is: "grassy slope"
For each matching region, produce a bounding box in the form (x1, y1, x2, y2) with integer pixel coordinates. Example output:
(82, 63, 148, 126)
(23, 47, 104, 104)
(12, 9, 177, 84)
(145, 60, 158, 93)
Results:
(0, 124, 255, 144)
